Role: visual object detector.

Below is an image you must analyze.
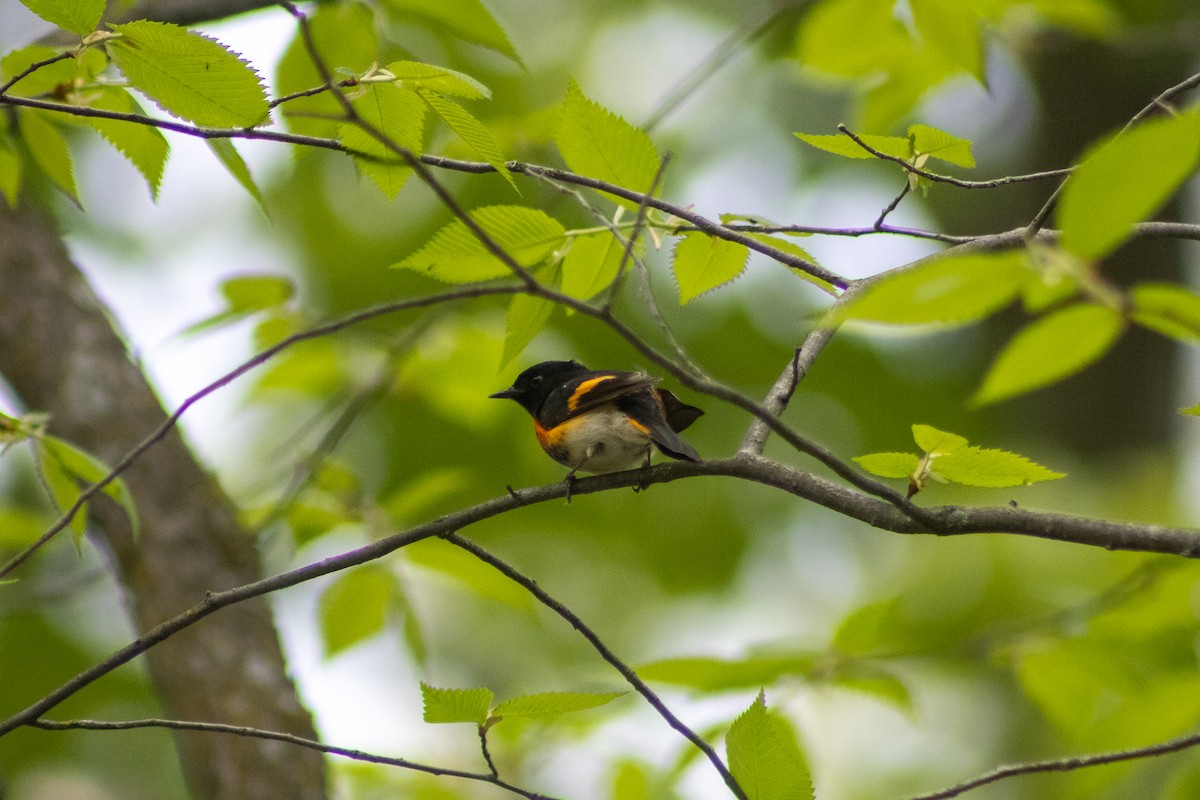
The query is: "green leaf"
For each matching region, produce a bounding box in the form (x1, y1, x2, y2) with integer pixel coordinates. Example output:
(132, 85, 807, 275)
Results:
(182, 274, 294, 336)
(831, 663, 913, 715)
(491, 691, 624, 720)
(794, 132, 910, 161)
(39, 436, 139, 542)
(207, 139, 264, 210)
(836, 250, 1029, 327)
(18, 109, 78, 204)
(726, 693, 814, 800)
(396, 205, 566, 283)
(386, 60, 490, 100)
(18, 0, 104, 36)
(740, 232, 834, 294)
(794, 0, 909, 80)
(33, 441, 88, 542)
(561, 231, 627, 300)
(908, 0, 983, 82)
(852, 452, 920, 479)
(82, 89, 170, 200)
(557, 79, 660, 211)
(833, 599, 899, 657)
(421, 683, 494, 725)
(908, 124, 974, 167)
(1058, 111, 1200, 260)
(502, 288, 555, 368)
(1181, 404, 1200, 417)
(0, 133, 23, 208)
(384, 0, 522, 64)
(672, 231, 749, 304)
(638, 654, 817, 693)
(931, 446, 1065, 488)
(1130, 283, 1200, 342)
(911, 424, 968, 455)
(342, 83, 426, 200)
(318, 566, 398, 657)
(972, 303, 1125, 406)
(275, 3, 378, 138)
(107, 21, 269, 128)
(415, 86, 512, 185)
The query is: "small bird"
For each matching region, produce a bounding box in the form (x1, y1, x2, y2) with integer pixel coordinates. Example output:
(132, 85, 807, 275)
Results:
(490, 360, 703, 491)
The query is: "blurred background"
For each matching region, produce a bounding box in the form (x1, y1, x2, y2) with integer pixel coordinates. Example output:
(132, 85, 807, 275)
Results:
(3, 0, 1200, 798)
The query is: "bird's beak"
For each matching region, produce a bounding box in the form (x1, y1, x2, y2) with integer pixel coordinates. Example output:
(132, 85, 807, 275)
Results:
(489, 387, 518, 399)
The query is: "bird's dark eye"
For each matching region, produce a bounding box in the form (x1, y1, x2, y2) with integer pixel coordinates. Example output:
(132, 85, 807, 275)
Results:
(530, 375, 543, 386)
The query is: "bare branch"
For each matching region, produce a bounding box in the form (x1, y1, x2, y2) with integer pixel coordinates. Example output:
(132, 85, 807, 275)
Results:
(442, 532, 748, 800)
(29, 718, 558, 800)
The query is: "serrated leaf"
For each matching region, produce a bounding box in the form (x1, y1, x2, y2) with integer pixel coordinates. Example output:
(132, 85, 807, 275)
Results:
(415, 86, 512, 185)
(82, 89, 169, 200)
(912, 424, 968, 455)
(396, 205, 566, 283)
(385, 0, 522, 64)
(638, 654, 817, 693)
(1130, 283, 1200, 342)
(672, 231, 749, 304)
(318, 566, 398, 657)
(557, 79, 660, 211)
(852, 452, 920, 479)
(18, 109, 78, 204)
(836, 250, 1029, 327)
(561, 231, 627, 300)
(726, 693, 814, 800)
(19, 0, 104, 36)
(908, 123, 974, 167)
(491, 691, 624, 720)
(207, 139, 264, 210)
(421, 683, 494, 725)
(108, 21, 269, 128)
(342, 83, 426, 200)
(1059, 111, 1200, 260)
(794, 132, 910, 160)
(973, 303, 1125, 406)
(386, 60, 490, 100)
(930, 446, 1065, 488)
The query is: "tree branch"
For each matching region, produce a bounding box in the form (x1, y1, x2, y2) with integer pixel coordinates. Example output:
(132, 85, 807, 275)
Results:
(29, 717, 559, 800)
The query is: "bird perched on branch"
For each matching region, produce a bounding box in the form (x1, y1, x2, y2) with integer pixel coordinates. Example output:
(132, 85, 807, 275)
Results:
(490, 360, 703, 495)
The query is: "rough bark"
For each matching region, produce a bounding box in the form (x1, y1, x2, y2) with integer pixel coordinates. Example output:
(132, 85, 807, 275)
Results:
(0, 203, 327, 800)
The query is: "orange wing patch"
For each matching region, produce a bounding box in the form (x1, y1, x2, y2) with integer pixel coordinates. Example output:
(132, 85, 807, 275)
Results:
(567, 376, 616, 412)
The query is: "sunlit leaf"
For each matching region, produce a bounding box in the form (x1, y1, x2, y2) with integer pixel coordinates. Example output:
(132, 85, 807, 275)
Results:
(386, 60, 490, 100)
(907, 123, 975, 167)
(396, 205, 566, 283)
(1058, 111, 1200, 260)
(912, 424, 968, 455)
(384, 0, 522, 64)
(672, 232, 749, 304)
(836, 250, 1029, 327)
(557, 79, 660, 211)
(1130, 283, 1200, 342)
(108, 21, 270, 128)
(973, 303, 1125, 405)
(794, 132, 909, 160)
(491, 691, 624, 720)
(342, 83, 426, 200)
(561, 231, 628, 300)
(415, 86, 512, 184)
(83, 88, 170, 200)
(18, 0, 104, 36)
(852, 452, 920, 479)
(420, 683, 494, 725)
(726, 692, 815, 800)
(931, 446, 1065, 488)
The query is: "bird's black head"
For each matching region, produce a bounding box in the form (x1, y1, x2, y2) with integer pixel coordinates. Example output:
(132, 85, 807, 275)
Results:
(489, 360, 588, 417)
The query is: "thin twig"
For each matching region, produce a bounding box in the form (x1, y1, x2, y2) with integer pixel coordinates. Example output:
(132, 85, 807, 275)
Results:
(29, 717, 558, 800)
(0, 50, 73, 96)
(441, 532, 748, 800)
(836, 124, 1071, 188)
(0, 285, 521, 579)
(909, 728, 1200, 800)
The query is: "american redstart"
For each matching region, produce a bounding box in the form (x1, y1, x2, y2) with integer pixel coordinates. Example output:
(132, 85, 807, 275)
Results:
(490, 360, 703, 490)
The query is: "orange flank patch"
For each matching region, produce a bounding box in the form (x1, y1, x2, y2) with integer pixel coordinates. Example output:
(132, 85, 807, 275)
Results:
(567, 376, 614, 412)
(534, 416, 578, 451)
